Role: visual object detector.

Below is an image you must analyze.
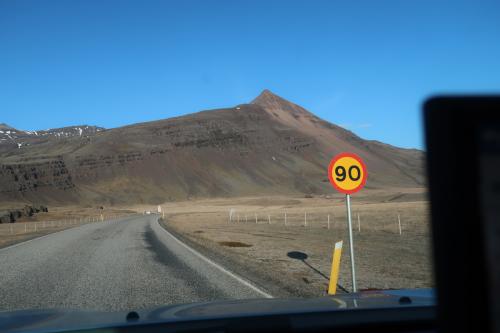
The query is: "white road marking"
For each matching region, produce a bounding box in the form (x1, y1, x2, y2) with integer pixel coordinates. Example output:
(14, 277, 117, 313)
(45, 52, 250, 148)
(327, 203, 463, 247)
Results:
(155, 219, 273, 299)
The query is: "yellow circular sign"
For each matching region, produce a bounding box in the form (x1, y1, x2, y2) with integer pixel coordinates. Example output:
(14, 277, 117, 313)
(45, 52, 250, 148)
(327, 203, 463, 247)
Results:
(328, 153, 367, 194)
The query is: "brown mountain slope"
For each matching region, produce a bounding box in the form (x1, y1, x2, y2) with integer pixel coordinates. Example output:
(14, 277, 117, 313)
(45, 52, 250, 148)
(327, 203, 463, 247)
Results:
(0, 90, 424, 206)
(252, 90, 424, 187)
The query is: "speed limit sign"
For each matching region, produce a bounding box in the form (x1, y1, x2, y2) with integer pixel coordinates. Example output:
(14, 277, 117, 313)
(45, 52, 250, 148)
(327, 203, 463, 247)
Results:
(328, 152, 367, 194)
(327, 152, 367, 293)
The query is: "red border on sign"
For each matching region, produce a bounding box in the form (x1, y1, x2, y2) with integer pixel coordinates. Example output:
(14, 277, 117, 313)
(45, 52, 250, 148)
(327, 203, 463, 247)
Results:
(328, 152, 368, 195)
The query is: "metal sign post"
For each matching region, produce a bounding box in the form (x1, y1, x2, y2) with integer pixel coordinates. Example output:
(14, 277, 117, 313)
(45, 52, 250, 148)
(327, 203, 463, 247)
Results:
(346, 194, 357, 292)
(328, 152, 367, 293)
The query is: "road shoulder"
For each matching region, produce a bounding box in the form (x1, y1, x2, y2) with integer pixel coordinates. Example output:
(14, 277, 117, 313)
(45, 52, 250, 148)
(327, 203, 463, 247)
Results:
(158, 217, 319, 298)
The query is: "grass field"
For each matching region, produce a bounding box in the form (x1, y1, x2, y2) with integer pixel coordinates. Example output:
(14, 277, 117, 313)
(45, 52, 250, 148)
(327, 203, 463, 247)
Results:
(158, 190, 433, 296)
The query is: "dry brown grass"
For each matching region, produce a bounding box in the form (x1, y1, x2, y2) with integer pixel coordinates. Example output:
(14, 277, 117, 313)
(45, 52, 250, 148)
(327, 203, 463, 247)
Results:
(159, 190, 433, 296)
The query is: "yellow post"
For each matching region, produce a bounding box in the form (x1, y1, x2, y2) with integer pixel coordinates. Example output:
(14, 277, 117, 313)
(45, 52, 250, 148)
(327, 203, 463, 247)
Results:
(328, 240, 343, 295)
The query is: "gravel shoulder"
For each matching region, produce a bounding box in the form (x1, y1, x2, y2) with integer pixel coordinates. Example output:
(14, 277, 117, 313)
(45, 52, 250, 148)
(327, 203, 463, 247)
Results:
(159, 218, 305, 298)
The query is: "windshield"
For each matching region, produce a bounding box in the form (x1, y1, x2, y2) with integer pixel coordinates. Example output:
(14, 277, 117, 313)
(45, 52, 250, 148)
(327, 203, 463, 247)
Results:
(0, 0, 498, 322)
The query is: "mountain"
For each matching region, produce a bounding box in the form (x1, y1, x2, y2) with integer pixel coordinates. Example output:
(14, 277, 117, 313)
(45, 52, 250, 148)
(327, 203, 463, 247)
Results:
(0, 125, 104, 153)
(0, 91, 424, 206)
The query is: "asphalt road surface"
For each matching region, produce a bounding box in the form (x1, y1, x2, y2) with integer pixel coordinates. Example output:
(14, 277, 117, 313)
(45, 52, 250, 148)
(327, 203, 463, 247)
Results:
(0, 215, 270, 312)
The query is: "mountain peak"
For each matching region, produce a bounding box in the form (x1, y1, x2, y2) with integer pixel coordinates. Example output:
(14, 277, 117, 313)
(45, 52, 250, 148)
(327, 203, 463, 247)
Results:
(251, 89, 288, 105)
(250, 89, 315, 120)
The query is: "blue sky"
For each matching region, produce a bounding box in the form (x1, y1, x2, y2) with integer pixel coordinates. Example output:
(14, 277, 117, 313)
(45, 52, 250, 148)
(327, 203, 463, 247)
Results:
(1, 1, 499, 149)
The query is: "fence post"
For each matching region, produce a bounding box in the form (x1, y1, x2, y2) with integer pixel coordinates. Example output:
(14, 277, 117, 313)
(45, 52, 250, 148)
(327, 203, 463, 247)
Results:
(268, 215, 271, 224)
(255, 214, 258, 224)
(357, 213, 361, 233)
(328, 214, 330, 229)
(398, 214, 402, 235)
(284, 211, 287, 226)
(24, 223, 27, 233)
(304, 212, 307, 227)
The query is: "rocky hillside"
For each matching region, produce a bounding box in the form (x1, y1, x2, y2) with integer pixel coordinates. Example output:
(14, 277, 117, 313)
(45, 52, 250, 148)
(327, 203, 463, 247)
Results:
(0, 90, 424, 206)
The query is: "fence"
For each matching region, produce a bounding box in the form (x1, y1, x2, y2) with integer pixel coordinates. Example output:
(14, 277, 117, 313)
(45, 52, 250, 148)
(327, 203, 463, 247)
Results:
(227, 209, 429, 235)
(0, 214, 130, 236)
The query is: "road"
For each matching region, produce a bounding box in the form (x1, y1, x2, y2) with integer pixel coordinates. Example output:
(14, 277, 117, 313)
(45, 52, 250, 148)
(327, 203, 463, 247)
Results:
(0, 215, 270, 312)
